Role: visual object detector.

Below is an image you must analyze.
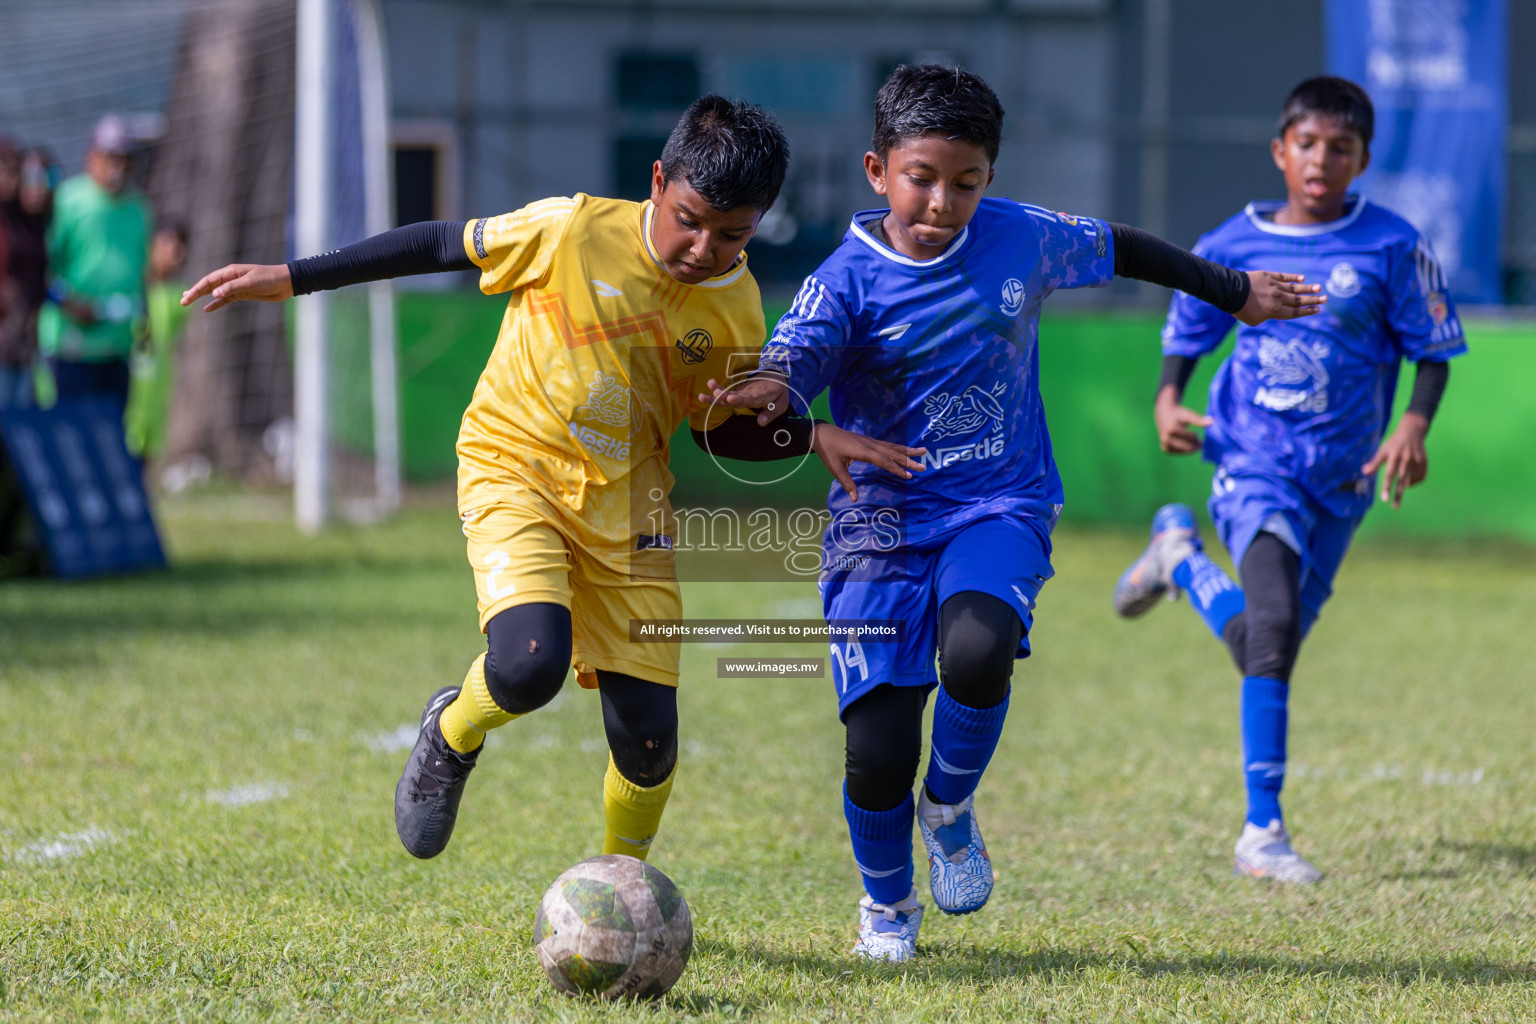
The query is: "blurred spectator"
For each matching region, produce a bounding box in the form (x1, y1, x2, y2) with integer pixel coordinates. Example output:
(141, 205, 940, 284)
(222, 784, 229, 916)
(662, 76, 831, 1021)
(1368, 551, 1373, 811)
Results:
(37, 114, 151, 418)
(125, 222, 189, 460)
(0, 144, 55, 409)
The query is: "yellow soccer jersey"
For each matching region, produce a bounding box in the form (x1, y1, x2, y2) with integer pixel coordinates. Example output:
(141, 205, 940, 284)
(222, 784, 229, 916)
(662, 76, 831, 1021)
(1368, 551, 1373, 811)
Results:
(457, 194, 764, 576)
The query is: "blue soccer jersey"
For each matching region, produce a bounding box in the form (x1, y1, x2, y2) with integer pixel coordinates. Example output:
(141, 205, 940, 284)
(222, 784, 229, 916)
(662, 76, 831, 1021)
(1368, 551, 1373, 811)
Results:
(760, 197, 1114, 542)
(1162, 196, 1467, 519)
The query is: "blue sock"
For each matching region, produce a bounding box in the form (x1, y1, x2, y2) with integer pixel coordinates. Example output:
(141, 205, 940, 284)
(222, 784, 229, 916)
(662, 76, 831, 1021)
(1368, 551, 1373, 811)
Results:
(923, 686, 1010, 806)
(1172, 551, 1246, 639)
(1240, 675, 1288, 827)
(844, 785, 914, 904)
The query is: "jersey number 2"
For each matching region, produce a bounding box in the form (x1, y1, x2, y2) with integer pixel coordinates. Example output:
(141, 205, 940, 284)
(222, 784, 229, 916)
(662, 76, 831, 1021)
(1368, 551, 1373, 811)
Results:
(483, 550, 517, 599)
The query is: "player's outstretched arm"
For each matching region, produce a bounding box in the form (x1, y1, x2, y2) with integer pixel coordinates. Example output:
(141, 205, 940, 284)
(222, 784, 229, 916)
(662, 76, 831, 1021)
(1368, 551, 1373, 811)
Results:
(1109, 223, 1325, 327)
(182, 221, 475, 312)
(1361, 360, 1450, 508)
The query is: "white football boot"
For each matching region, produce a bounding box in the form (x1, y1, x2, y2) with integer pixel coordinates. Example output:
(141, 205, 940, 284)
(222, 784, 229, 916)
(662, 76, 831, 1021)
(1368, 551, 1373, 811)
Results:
(1233, 819, 1323, 884)
(852, 889, 924, 963)
(917, 789, 994, 914)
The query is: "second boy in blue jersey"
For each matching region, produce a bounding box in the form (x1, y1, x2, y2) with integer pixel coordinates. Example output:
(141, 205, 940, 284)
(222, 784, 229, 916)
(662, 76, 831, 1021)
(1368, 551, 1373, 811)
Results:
(705, 65, 1325, 961)
(1113, 77, 1466, 883)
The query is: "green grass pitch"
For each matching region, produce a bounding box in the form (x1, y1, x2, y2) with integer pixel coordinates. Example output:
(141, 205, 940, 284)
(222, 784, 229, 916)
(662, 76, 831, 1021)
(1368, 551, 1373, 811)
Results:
(2, 494, 1534, 1022)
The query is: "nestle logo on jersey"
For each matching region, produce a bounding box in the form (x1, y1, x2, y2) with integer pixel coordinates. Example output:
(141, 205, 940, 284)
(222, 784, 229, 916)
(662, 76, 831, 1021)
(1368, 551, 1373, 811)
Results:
(568, 422, 631, 460)
(919, 434, 1006, 469)
(675, 328, 713, 364)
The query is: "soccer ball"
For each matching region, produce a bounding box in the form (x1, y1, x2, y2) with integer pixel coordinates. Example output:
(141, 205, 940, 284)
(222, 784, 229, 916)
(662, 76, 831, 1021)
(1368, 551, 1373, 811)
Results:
(532, 854, 693, 1000)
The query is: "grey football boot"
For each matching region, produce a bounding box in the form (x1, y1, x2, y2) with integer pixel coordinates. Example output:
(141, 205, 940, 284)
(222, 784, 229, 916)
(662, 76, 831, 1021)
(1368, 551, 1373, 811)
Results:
(1113, 502, 1200, 618)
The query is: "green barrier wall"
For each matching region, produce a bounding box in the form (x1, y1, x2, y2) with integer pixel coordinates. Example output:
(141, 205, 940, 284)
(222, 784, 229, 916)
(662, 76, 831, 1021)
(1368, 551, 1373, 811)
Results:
(397, 293, 1536, 541)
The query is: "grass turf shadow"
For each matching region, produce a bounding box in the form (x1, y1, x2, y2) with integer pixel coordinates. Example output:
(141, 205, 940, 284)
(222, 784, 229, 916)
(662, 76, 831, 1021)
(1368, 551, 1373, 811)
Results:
(702, 938, 1536, 989)
(1436, 839, 1536, 877)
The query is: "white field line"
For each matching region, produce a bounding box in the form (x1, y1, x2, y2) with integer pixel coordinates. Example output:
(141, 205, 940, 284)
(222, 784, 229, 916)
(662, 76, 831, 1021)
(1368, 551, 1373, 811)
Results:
(1289, 763, 1486, 785)
(363, 724, 420, 753)
(5, 825, 115, 864)
(204, 782, 290, 807)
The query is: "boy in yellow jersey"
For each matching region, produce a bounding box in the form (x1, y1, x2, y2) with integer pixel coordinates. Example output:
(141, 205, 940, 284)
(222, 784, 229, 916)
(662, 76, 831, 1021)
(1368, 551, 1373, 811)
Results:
(183, 97, 925, 862)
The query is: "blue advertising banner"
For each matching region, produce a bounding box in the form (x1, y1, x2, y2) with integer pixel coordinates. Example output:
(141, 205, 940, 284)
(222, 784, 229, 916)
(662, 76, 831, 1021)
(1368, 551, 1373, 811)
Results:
(0, 399, 166, 578)
(1326, 0, 1507, 304)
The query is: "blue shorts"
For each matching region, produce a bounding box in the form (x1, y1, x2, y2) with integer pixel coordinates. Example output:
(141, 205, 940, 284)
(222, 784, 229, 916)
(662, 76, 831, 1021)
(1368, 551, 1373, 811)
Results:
(820, 513, 1055, 717)
(1209, 468, 1360, 636)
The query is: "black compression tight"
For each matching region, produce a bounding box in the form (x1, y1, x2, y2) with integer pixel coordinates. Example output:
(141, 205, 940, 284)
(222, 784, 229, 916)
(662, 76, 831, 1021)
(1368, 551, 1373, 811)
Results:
(598, 671, 678, 785)
(482, 603, 677, 785)
(1220, 532, 1304, 683)
(844, 591, 1023, 811)
(938, 591, 1022, 709)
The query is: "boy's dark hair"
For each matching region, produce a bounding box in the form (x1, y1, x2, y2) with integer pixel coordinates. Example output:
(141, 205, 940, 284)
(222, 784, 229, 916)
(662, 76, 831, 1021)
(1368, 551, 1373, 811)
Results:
(872, 64, 1004, 164)
(660, 95, 789, 212)
(1277, 76, 1374, 148)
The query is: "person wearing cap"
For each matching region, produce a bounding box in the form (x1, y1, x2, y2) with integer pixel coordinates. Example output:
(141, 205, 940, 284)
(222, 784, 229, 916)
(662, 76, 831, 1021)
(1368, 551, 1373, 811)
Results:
(37, 114, 152, 415)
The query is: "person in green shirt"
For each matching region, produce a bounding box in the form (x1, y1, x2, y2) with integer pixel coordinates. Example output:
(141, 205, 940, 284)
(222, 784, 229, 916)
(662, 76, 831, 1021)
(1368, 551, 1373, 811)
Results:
(125, 223, 189, 460)
(37, 114, 151, 416)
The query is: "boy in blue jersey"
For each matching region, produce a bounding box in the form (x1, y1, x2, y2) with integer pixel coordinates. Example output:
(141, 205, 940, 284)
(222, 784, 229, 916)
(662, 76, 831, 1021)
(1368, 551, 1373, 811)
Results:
(703, 65, 1325, 961)
(1113, 77, 1466, 883)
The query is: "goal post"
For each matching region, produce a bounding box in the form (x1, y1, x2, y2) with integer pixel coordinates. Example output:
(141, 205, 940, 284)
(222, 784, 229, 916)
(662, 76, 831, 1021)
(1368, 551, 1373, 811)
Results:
(294, 0, 398, 532)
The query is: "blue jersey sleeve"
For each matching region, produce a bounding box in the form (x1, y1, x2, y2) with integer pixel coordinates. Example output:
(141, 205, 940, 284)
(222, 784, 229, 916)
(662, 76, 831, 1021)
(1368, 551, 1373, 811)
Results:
(758, 274, 852, 415)
(1159, 235, 1237, 357)
(1021, 205, 1114, 291)
(1387, 236, 1467, 362)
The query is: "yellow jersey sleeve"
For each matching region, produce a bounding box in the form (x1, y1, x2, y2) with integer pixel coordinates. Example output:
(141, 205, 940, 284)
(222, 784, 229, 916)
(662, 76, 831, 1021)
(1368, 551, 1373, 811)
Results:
(463, 197, 580, 295)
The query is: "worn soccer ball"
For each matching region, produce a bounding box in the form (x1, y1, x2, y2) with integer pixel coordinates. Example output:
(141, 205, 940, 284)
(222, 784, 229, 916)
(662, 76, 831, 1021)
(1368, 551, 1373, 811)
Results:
(532, 854, 693, 1000)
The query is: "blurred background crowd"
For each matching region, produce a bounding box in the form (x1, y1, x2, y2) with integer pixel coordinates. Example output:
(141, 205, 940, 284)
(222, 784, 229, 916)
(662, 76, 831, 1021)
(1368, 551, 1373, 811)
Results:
(0, 117, 189, 463)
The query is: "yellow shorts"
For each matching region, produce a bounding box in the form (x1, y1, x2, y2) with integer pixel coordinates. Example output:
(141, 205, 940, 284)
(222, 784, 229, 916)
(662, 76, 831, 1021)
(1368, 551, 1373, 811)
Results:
(462, 500, 682, 688)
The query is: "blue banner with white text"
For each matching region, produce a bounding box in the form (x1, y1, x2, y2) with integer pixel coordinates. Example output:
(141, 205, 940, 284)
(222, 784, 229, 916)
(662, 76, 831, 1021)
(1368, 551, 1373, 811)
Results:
(1326, 0, 1507, 303)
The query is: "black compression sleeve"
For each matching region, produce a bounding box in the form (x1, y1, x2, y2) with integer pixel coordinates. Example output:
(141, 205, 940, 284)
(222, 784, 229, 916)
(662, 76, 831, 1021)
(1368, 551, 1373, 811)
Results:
(1158, 354, 1198, 397)
(1406, 359, 1450, 422)
(287, 220, 474, 295)
(1110, 223, 1250, 314)
(691, 414, 815, 462)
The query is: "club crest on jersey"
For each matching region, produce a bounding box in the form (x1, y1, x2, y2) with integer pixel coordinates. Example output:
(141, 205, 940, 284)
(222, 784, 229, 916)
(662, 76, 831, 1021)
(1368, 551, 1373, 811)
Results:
(1254, 335, 1330, 413)
(635, 534, 674, 551)
(676, 328, 713, 365)
(1326, 261, 1361, 298)
(1426, 291, 1449, 325)
(921, 382, 1008, 441)
(1000, 278, 1026, 317)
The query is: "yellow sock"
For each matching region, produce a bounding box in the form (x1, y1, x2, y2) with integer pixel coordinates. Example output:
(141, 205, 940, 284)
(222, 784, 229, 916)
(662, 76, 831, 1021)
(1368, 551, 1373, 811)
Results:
(439, 653, 521, 754)
(602, 754, 675, 861)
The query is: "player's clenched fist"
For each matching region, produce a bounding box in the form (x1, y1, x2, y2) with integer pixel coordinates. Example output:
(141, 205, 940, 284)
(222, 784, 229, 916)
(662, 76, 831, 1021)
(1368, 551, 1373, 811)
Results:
(1153, 385, 1212, 455)
(181, 263, 293, 312)
(1236, 271, 1326, 326)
